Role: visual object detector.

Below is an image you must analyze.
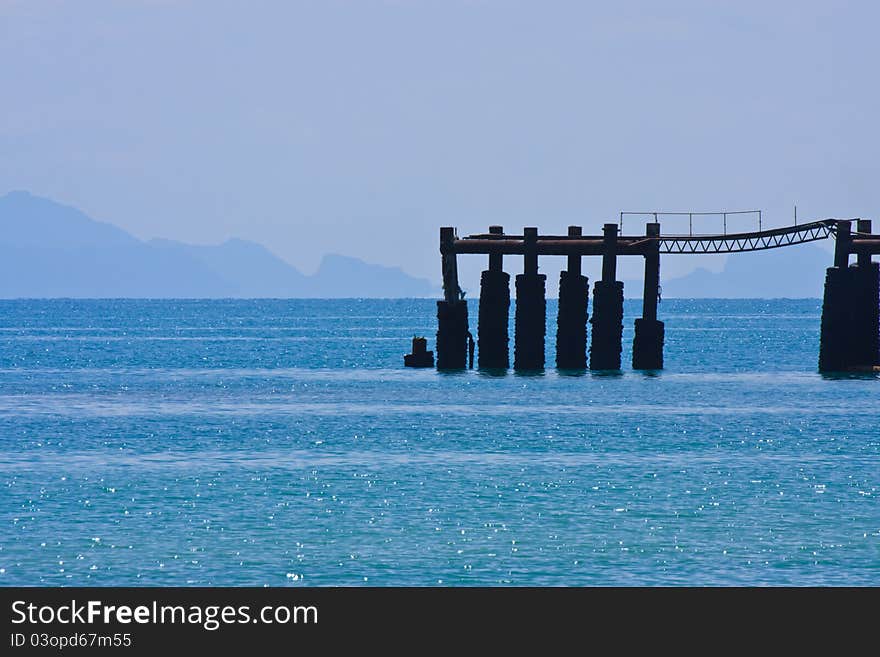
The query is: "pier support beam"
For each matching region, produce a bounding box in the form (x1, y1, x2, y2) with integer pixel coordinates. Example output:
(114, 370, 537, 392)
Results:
(857, 219, 873, 269)
(556, 226, 589, 369)
(437, 227, 469, 369)
(514, 227, 546, 370)
(590, 223, 624, 370)
(633, 222, 664, 370)
(478, 225, 510, 369)
(819, 220, 879, 371)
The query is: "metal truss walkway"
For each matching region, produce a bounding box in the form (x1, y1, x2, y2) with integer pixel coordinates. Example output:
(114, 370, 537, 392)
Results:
(657, 219, 838, 254)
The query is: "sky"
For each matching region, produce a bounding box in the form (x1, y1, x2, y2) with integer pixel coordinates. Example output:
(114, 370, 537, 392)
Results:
(2, 0, 878, 291)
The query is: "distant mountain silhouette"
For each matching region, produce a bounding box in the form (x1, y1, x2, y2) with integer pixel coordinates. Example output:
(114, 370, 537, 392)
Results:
(0, 191, 439, 298)
(655, 242, 831, 298)
(0, 190, 834, 299)
(310, 254, 441, 298)
(148, 237, 310, 297)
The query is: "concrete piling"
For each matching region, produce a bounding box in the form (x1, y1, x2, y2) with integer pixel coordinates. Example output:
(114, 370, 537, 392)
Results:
(436, 227, 469, 369)
(851, 261, 880, 367)
(632, 318, 664, 370)
(819, 265, 856, 371)
(556, 226, 589, 369)
(436, 300, 469, 369)
(819, 220, 880, 371)
(589, 224, 624, 370)
(478, 225, 511, 369)
(514, 227, 546, 370)
(819, 221, 851, 372)
(633, 222, 664, 369)
(851, 219, 879, 368)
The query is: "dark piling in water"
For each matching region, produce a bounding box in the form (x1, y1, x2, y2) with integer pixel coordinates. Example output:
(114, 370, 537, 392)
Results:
(514, 227, 546, 370)
(590, 223, 624, 370)
(854, 220, 880, 367)
(477, 225, 510, 369)
(851, 261, 880, 367)
(819, 220, 879, 371)
(633, 222, 664, 370)
(436, 227, 469, 369)
(436, 301, 469, 369)
(556, 226, 589, 370)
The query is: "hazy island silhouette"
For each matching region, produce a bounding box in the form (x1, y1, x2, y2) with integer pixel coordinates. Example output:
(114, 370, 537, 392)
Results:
(0, 191, 439, 298)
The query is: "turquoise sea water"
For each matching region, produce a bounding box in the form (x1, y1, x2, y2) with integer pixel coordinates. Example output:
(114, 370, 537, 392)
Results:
(0, 298, 878, 586)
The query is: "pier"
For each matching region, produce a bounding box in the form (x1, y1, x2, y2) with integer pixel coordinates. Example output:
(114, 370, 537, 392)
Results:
(416, 215, 880, 373)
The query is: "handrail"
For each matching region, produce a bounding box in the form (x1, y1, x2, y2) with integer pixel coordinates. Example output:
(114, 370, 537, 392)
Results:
(619, 210, 762, 235)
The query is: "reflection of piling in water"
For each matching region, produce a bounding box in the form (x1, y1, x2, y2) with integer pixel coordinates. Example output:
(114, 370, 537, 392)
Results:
(819, 219, 880, 371)
(589, 224, 624, 370)
(514, 227, 546, 370)
(633, 222, 664, 370)
(556, 226, 589, 370)
(478, 225, 510, 369)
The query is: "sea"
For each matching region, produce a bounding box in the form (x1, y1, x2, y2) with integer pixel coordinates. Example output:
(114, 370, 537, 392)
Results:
(0, 298, 877, 586)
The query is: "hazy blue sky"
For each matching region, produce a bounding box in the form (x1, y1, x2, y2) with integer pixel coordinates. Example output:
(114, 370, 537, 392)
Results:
(2, 1, 878, 288)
